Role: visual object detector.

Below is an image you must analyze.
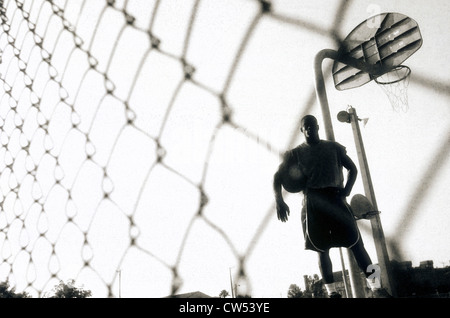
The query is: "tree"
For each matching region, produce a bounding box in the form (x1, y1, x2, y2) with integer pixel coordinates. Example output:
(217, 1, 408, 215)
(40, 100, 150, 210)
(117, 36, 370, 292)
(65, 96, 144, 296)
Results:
(287, 284, 304, 298)
(0, 281, 31, 298)
(219, 289, 229, 298)
(47, 279, 92, 298)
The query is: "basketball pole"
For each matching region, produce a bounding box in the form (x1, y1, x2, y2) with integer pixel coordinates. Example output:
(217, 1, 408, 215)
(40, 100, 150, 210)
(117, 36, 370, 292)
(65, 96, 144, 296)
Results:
(313, 49, 387, 298)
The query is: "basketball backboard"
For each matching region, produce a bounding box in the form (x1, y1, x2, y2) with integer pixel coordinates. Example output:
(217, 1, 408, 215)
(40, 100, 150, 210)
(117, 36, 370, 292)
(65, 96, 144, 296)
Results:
(332, 12, 423, 90)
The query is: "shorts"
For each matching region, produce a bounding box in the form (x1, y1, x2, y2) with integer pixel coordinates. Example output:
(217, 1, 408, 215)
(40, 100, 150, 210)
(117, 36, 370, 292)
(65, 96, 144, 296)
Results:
(301, 187, 360, 252)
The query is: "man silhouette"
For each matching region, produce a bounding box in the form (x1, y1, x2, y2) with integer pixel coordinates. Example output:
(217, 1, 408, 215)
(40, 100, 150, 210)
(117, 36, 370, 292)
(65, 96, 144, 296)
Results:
(273, 115, 391, 298)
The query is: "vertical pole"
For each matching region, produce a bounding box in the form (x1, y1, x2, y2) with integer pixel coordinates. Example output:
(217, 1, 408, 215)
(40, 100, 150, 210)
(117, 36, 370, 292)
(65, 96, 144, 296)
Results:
(338, 247, 350, 298)
(117, 269, 122, 298)
(229, 267, 235, 298)
(347, 106, 396, 296)
(314, 49, 367, 298)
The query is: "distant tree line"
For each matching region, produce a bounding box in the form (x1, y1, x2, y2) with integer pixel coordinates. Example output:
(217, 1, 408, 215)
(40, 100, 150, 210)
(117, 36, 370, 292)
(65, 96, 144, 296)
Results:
(0, 279, 92, 298)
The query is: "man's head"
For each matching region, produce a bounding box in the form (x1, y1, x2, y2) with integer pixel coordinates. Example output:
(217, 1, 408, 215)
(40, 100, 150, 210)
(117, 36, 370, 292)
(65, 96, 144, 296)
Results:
(300, 115, 320, 143)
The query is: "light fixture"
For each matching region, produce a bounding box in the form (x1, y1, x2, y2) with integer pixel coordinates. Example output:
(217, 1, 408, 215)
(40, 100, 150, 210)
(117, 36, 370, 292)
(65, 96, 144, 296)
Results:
(337, 110, 351, 123)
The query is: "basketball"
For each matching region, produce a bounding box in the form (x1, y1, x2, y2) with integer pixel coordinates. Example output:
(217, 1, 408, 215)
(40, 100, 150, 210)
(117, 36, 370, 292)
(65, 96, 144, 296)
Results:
(281, 163, 307, 193)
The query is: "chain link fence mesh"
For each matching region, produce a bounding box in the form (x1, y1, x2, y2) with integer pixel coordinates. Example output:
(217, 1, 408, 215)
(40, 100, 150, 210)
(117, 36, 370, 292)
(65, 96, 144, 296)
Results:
(0, 0, 448, 298)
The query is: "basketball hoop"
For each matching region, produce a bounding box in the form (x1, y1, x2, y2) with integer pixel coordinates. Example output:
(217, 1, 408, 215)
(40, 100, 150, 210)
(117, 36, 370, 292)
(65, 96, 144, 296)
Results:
(374, 65, 411, 112)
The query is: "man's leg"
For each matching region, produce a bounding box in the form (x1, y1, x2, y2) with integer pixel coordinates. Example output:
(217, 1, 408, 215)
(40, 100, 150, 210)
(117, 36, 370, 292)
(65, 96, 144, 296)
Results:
(349, 239, 372, 277)
(318, 250, 341, 298)
(350, 239, 392, 297)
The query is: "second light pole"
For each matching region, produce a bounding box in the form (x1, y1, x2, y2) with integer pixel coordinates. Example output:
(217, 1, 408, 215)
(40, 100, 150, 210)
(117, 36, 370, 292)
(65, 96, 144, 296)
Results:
(337, 106, 396, 297)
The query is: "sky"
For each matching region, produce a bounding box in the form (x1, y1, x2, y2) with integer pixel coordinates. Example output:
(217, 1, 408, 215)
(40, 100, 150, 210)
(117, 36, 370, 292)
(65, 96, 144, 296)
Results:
(0, 0, 449, 298)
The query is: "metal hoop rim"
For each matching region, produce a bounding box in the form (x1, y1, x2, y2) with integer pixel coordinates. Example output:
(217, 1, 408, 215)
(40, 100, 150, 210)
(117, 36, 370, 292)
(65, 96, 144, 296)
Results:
(374, 65, 411, 85)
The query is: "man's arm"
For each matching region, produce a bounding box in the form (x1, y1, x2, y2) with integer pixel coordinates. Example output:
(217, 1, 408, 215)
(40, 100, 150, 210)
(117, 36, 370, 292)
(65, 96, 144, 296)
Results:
(273, 158, 290, 222)
(273, 170, 283, 201)
(341, 153, 358, 197)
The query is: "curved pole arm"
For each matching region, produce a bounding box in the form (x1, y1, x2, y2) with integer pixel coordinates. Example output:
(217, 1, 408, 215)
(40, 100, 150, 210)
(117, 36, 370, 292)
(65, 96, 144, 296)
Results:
(313, 49, 386, 141)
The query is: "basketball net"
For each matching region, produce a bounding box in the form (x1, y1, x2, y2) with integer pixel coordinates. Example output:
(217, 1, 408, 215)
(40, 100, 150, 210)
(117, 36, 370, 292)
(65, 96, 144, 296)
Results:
(374, 65, 411, 112)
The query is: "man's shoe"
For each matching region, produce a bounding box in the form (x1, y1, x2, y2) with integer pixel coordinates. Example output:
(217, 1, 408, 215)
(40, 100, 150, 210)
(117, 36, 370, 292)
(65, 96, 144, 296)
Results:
(329, 292, 342, 298)
(371, 288, 393, 298)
